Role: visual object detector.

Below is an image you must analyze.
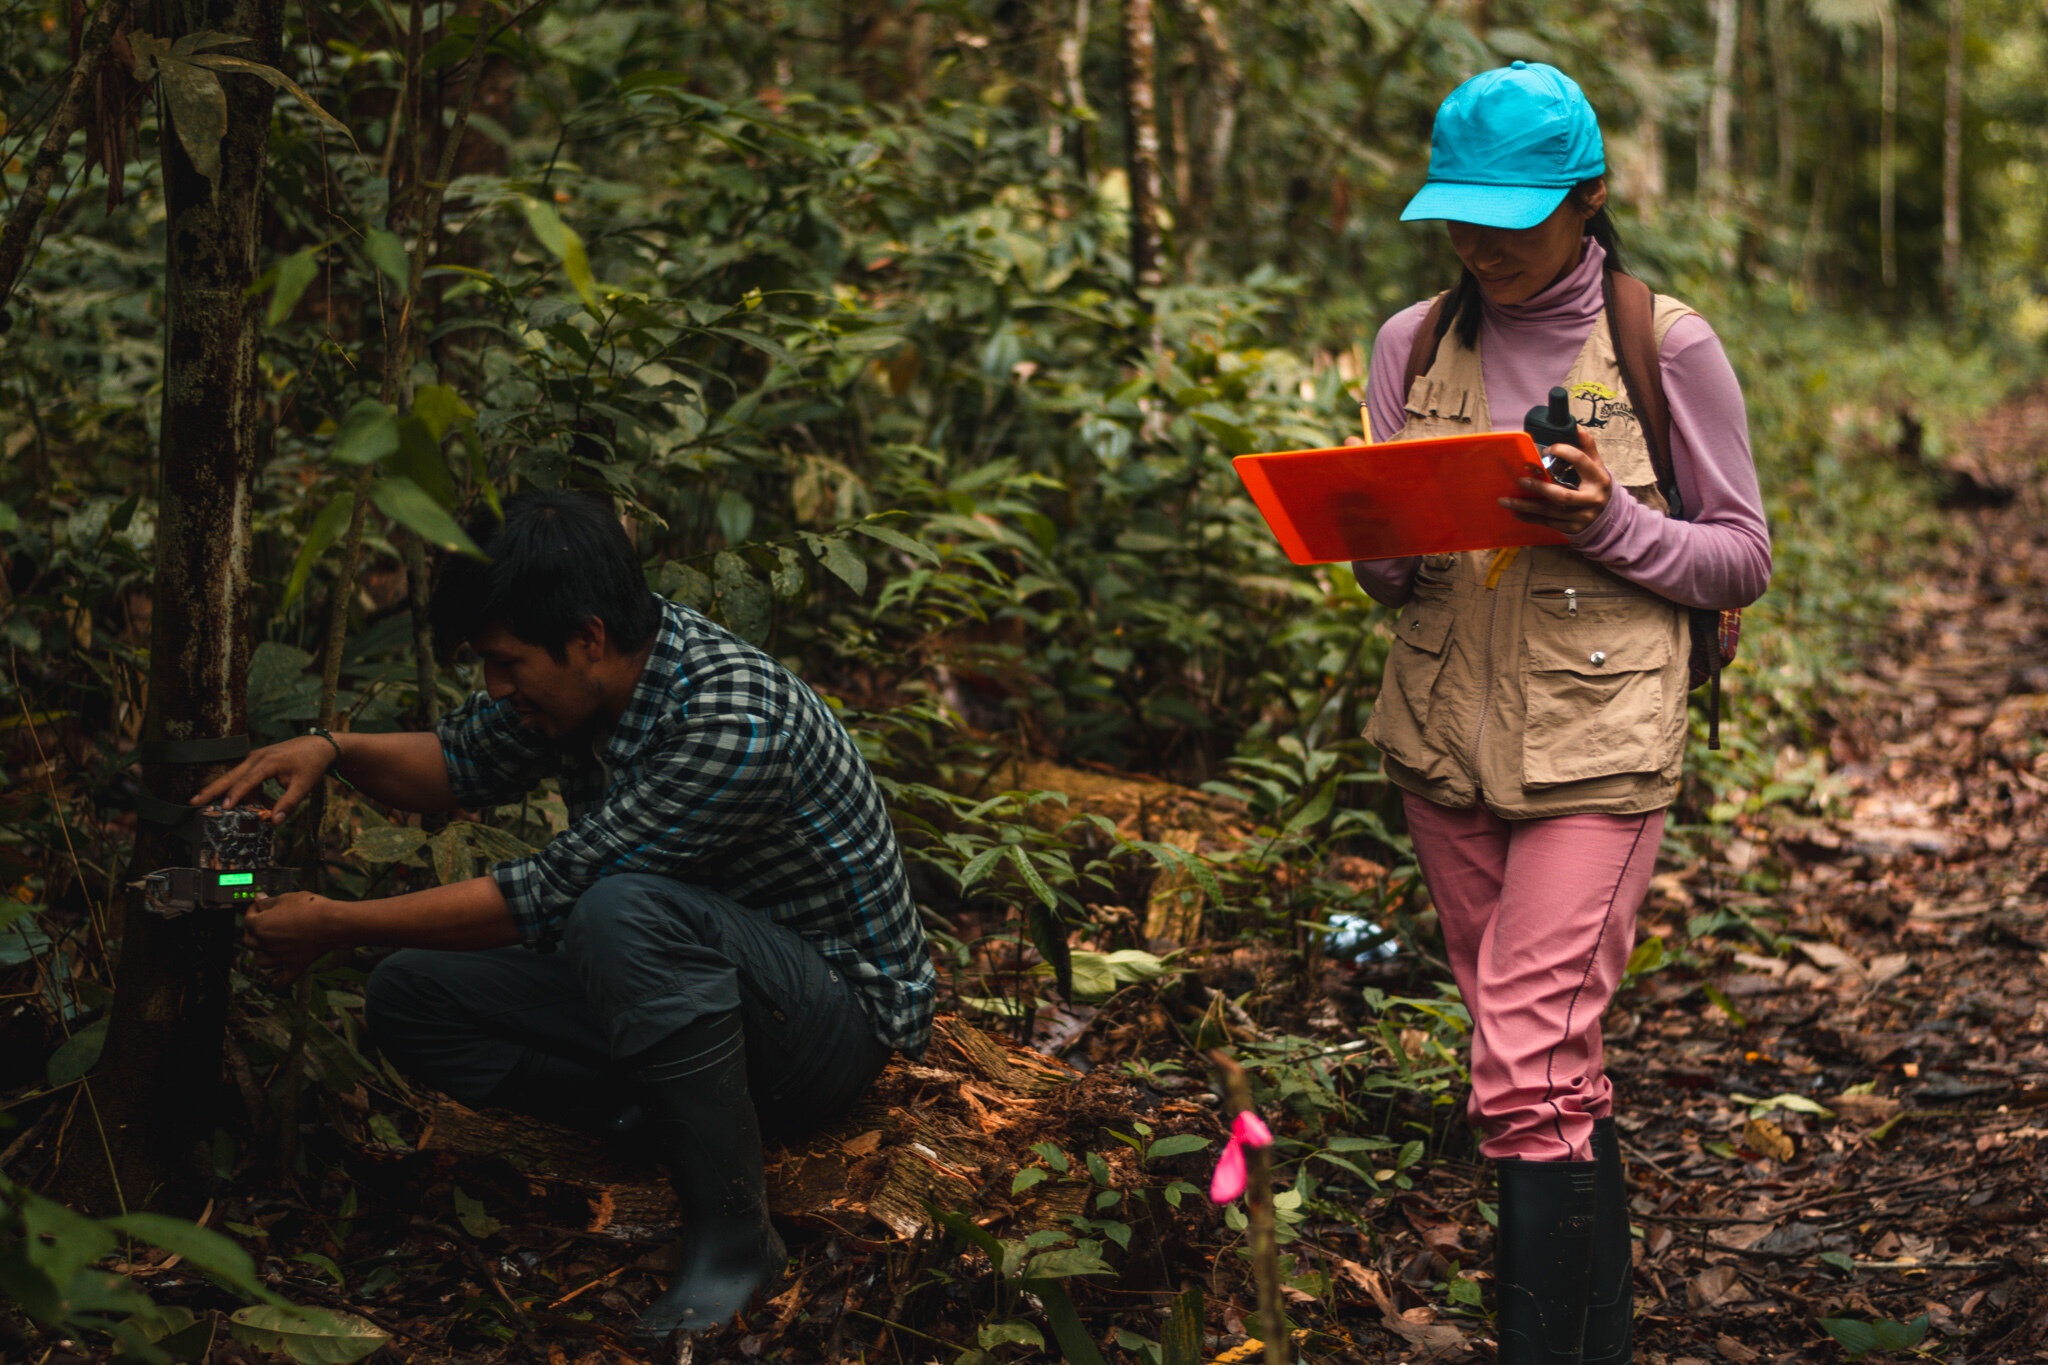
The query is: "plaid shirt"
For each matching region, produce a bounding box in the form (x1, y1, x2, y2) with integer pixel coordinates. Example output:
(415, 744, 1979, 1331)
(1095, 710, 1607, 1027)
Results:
(434, 597, 935, 1057)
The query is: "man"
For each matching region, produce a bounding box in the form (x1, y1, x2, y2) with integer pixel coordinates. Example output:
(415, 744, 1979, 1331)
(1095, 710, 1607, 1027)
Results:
(196, 490, 935, 1344)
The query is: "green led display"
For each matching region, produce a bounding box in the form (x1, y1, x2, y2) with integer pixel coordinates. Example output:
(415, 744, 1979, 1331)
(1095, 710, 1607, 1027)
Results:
(218, 872, 256, 887)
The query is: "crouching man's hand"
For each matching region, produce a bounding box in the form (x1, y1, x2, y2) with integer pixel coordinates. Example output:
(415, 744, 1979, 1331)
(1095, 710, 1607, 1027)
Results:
(242, 891, 347, 986)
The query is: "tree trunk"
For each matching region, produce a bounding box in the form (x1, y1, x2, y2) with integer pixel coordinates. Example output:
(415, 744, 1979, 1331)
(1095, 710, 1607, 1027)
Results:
(1174, 0, 1242, 270)
(1701, 0, 1739, 214)
(1940, 0, 1962, 318)
(1121, 0, 1165, 292)
(1878, 0, 1897, 294)
(54, 0, 282, 1214)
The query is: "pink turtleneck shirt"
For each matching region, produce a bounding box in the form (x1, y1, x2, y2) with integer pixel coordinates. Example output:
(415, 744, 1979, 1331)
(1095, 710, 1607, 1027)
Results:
(1351, 240, 1771, 611)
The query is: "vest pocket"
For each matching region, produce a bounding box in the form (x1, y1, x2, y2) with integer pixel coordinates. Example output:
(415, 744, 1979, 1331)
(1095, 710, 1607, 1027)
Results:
(1367, 600, 1456, 767)
(1521, 625, 1675, 787)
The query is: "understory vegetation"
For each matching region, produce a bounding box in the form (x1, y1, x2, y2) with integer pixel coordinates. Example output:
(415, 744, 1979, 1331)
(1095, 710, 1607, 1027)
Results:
(4, 0, 2046, 1359)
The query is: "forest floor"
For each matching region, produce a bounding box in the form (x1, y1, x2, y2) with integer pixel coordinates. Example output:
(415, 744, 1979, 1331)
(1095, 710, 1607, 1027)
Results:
(20, 392, 2048, 1365)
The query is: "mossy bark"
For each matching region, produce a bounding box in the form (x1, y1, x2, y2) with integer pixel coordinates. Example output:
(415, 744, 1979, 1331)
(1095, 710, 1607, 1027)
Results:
(52, 0, 282, 1214)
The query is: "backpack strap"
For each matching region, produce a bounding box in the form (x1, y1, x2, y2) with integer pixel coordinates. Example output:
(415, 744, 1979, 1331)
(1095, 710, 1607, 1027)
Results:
(1603, 268, 1727, 748)
(1399, 291, 1454, 411)
(1601, 270, 1679, 517)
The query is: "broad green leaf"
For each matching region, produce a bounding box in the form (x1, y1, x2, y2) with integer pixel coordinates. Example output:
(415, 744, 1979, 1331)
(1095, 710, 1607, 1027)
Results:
(427, 826, 478, 885)
(368, 476, 482, 557)
(363, 228, 408, 288)
(521, 198, 603, 312)
(1010, 1167, 1051, 1194)
(1024, 1280, 1109, 1365)
(268, 250, 318, 326)
(810, 534, 868, 596)
(346, 826, 427, 865)
(411, 385, 475, 443)
(769, 545, 806, 600)
(47, 1018, 108, 1087)
(451, 1187, 501, 1239)
(1818, 1318, 1880, 1357)
(284, 495, 355, 607)
(979, 1321, 1044, 1351)
(1146, 1134, 1210, 1160)
(1020, 1247, 1112, 1280)
(388, 416, 459, 511)
(1623, 934, 1666, 978)
(104, 1213, 269, 1300)
(155, 54, 227, 189)
(1189, 412, 1257, 457)
(713, 551, 772, 645)
(227, 1305, 390, 1364)
(715, 489, 754, 544)
(331, 399, 400, 464)
(1007, 844, 1057, 909)
(852, 519, 940, 563)
(184, 51, 358, 147)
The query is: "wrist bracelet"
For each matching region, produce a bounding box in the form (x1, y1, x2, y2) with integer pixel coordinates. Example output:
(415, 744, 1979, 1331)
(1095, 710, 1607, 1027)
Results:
(308, 726, 359, 792)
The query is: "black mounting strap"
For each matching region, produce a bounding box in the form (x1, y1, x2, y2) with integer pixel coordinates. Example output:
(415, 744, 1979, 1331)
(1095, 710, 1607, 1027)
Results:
(134, 735, 251, 766)
(135, 791, 200, 827)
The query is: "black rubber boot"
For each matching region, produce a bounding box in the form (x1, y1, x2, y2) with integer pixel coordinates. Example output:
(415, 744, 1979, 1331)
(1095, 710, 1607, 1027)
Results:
(1582, 1119, 1634, 1363)
(1494, 1157, 1598, 1364)
(628, 1011, 787, 1347)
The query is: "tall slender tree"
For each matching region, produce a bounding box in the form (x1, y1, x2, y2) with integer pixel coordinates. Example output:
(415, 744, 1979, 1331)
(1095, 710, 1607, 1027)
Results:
(54, 0, 282, 1214)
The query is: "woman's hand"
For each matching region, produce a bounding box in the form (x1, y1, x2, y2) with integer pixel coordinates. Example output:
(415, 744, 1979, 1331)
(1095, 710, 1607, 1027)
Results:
(190, 736, 336, 821)
(242, 892, 347, 986)
(1499, 423, 1613, 536)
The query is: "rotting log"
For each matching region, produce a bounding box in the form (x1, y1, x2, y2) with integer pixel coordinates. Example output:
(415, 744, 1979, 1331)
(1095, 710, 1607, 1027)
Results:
(416, 1016, 1221, 1242)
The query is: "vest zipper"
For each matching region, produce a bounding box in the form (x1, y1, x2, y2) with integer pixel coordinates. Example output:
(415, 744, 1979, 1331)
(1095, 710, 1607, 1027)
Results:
(1530, 585, 1636, 618)
(1469, 574, 1505, 785)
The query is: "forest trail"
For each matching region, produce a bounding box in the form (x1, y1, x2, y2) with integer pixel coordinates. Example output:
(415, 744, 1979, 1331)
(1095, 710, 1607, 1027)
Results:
(1356, 389, 2048, 1365)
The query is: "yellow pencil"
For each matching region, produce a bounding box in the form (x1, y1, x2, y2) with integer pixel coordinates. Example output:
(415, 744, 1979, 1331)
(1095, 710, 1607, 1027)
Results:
(1358, 399, 1370, 443)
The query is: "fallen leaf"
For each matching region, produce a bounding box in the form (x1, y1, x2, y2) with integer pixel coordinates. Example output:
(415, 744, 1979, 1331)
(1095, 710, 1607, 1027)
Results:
(840, 1130, 883, 1157)
(1688, 1264, 1751, 1308)
(1743, 1116, 1795, 1162)
(1865, 952, 1912, 985)
(1796, 941, 1865, 975)
(1715, 1333, 1762, 1363)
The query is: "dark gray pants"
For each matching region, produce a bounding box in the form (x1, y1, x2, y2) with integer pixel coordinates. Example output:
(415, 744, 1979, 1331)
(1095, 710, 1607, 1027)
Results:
(364, 874, 890, 1137)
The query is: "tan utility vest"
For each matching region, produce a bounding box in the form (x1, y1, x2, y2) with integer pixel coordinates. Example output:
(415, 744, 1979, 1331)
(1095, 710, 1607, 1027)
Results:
(1364, 295, 1697, 818)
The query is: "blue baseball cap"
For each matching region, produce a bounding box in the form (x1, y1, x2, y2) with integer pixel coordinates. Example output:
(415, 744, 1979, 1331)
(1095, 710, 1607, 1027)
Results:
(1401, 62, 1606, 230)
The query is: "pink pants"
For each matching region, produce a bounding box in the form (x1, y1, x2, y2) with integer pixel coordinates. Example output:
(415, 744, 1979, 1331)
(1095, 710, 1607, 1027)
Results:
(1403, 793, 1663, 1162)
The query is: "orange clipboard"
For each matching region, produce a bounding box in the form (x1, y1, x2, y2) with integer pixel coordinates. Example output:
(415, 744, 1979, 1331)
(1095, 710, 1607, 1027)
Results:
(1232, 431, 1570, 566)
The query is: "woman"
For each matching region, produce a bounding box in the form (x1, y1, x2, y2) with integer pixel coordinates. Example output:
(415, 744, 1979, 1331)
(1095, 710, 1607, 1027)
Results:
(1353, 63, 1771, 1364)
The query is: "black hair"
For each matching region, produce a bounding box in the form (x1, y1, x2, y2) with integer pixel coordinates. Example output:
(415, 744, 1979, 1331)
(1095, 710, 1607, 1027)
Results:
(430, 489, 660, 660)
(1440, 178, 1623, 351)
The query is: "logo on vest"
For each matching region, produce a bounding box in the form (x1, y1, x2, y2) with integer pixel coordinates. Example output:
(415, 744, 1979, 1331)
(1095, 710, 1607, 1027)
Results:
(1569, 381, 1637, 432)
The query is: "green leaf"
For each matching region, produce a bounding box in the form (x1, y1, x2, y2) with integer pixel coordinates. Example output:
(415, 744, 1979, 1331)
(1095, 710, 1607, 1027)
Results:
(715, 489, 754, 544)
(268, 250, 319, 326)
(332, 399, 400, 465)
(227, 1305, 390, 1364)
(1146, 1134, 1211, 1161)
(1023, 1279, 1109, 1365)
(451, 1187, 502, 1239)
(1011, 1167, 1051, 1195)
(183, 51, 358, 148)
(1820, 1251, 1856, 1274)
(853, 519, 941, 563)
(363, 228, 408, 288)
(1189, 412, 1258, 457)
(1818, 1318, 1880, 1358)
(1020, 1246, 1112, 1281)
(155, 54, 227, 189)
(283, 495, 354, 608)
(769, 545, 806, 600)
(713, 551, 772, 645)
(1284, 777, 1338, 834)
(810, 534, 869, 596)
(978, 1321, 1044, 1351)
(104, 1213, 269, 1301)
(387, 417, 459, 511)
(1701, 982, 1749, 1030)
(1007, 844, 1057, 910)
(47, 1018, 108, 1087)
(368, 477, 482, 557)
(521, 198, 603, 312)
(346, 826, 427, 865)
(1623, 934, 1666, 978)
(427, 826, 478, 886)
(411, 385, 475, 443)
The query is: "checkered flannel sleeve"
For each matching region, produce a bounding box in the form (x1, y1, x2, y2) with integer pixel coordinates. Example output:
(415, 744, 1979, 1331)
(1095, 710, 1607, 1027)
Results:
(488, 710, 788, 946)
(434, 692, 556, 809)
